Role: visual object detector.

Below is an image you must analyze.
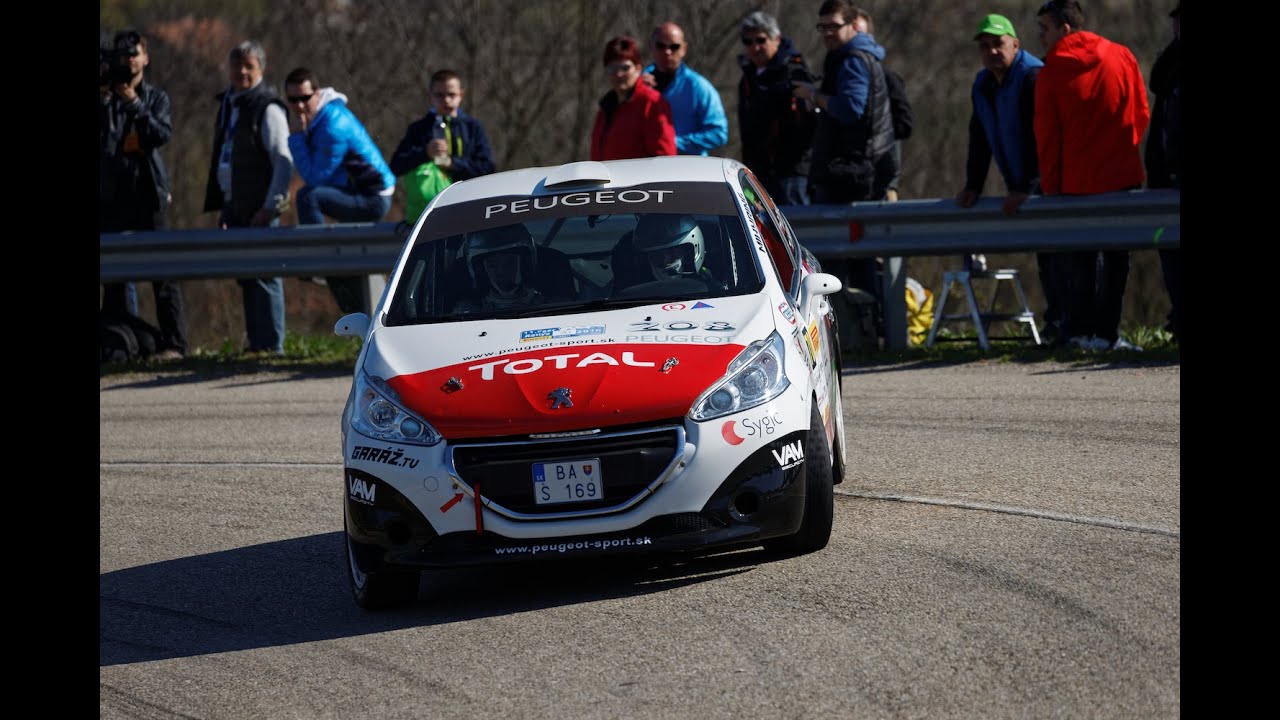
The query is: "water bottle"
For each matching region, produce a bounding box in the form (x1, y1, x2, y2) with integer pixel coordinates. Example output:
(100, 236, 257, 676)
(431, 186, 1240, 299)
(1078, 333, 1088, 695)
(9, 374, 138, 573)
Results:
(431, 118, 448, 165)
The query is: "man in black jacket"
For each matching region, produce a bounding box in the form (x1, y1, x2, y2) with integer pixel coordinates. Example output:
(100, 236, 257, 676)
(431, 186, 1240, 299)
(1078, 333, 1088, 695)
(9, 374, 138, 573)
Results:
(736, 10, 816, 206)
(203, 40, 295, 356)
(100, 28, 188, 360)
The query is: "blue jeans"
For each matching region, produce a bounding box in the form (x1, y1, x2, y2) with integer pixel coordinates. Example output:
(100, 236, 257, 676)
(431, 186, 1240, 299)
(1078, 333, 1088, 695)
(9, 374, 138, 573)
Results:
(296, 185, 392, 314)
(767, 175, 810, 206)
(238, 277, 285, 353)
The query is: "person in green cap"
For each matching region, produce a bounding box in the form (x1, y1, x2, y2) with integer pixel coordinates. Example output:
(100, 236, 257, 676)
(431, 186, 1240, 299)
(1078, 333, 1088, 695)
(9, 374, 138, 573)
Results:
(953, 12, 1065, 340)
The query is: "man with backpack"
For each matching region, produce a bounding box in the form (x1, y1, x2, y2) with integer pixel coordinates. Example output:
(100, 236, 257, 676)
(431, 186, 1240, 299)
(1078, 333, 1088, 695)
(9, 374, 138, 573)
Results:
(853, 9, 912, 203)
(792, 0, 896, 345)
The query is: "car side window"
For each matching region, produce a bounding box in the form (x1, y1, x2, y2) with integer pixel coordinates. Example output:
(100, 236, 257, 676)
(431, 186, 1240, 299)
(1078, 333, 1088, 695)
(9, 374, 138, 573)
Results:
(737, 171, 798, 296)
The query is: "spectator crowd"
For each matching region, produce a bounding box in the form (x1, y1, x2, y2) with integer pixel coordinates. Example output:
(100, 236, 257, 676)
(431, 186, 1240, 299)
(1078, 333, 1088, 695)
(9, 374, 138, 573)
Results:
(100, 0, 1180, 362)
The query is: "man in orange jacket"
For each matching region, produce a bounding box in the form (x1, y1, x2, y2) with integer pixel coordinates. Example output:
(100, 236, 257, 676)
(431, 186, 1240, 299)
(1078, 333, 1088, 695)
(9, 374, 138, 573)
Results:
(1034, 0, 1150, 351)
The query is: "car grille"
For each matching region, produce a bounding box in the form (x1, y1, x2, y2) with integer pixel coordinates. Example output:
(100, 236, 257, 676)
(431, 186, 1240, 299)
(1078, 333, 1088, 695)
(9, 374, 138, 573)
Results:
(448, 423, 685, 520)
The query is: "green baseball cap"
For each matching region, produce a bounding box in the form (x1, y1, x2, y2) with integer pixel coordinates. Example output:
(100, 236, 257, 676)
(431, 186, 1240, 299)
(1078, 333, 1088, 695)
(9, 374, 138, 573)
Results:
(973, 13, 1017, 40)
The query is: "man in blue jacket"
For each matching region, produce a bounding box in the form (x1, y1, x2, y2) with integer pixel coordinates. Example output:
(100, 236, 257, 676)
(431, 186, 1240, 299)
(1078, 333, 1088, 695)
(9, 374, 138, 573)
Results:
(953, 14, 1063, 341)
(285, 67, 396, 314)
(644, 21, 728, 156)
(792, 0, 895, 342)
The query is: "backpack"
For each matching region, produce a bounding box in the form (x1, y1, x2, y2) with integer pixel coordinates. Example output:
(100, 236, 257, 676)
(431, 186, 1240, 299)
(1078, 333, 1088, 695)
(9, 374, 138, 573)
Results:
(403, 160, 453, 223)
(883, 66, 913, 140)
(100, 311, 161, 363)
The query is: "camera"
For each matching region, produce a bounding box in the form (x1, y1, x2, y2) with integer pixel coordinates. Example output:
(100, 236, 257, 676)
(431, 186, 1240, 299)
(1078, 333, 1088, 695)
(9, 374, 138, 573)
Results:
(786, 59, 815, 90)
(100, 30, 141, 87)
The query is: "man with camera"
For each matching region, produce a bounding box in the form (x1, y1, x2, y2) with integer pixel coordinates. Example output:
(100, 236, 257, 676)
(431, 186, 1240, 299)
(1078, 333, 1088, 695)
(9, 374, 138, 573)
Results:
(99, 29, 188, 360)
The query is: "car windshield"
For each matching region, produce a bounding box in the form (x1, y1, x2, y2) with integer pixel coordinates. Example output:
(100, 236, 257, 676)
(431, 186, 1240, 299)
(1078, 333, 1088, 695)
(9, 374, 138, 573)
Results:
(385, 184, 764, 325)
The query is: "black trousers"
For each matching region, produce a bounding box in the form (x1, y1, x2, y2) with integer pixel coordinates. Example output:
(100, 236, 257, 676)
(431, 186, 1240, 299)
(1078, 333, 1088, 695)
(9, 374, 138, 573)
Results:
(1060, 249, 1130, 343)
(101, 204, 188, 354)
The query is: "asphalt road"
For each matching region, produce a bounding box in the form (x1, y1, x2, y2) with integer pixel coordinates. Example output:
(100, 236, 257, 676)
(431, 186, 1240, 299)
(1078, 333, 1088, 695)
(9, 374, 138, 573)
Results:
(100, 359, 1180, 719)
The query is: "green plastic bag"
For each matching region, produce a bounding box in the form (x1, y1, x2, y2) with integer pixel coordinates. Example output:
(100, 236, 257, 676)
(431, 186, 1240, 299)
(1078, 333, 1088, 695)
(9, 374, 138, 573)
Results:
(404, 161, 452, 222)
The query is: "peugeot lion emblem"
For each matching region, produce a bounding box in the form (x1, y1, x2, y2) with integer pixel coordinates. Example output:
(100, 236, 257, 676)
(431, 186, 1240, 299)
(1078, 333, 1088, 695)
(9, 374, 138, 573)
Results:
(548, 387, 573, 409)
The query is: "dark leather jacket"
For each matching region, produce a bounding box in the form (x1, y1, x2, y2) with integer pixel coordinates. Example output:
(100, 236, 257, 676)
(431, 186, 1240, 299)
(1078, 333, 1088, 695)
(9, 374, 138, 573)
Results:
(99, 79, 172, 215)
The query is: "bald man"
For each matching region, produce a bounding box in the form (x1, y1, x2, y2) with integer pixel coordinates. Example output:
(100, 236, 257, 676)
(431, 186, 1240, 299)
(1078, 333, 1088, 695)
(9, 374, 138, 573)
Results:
(643, 21, 728, 156)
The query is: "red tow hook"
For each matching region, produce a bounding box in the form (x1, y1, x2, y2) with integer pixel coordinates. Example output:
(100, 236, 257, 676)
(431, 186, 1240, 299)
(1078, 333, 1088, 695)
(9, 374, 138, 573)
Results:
(474, 482, 484, 534)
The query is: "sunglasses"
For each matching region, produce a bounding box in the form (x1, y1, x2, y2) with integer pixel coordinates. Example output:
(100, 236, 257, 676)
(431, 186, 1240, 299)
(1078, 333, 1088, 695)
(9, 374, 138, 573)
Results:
(815, 21, 850, 32)
(653, 42, 682, 51)
(287, 92, 315, 104)
(742, 36, 770, 46)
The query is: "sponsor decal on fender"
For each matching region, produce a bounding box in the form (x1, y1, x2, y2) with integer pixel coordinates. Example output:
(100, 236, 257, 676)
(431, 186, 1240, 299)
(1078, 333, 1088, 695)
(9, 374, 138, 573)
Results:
(351, 445, 420, 468)
(348, 474, 377, 505)
(793, 326, 816, 368)
(721, 410, 784, 445)
(771, 440, 805, 469)
(805, 320, 820, 357)
(779, 302, 796, 324)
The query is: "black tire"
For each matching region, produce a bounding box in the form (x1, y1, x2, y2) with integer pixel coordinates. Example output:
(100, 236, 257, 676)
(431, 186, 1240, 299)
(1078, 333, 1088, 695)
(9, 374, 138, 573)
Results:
(763, 402, 835, 554)
(830, 340, 848, 485)
(345, 521, 420, 610)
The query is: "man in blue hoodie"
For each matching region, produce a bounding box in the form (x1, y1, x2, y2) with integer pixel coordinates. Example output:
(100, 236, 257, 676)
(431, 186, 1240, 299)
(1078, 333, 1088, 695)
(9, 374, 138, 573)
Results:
(793, 0, 894, 205)
(285, 66, 396, 314)
(793, 0, 896, 342)
(644, 22, 729, 157)
(737, 11, 816, 206)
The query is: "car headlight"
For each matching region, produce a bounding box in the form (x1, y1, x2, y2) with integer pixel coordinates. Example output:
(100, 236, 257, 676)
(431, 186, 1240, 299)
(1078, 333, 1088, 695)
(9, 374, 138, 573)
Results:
(689, 331, 790, 421)
(349, 371, 442, 446)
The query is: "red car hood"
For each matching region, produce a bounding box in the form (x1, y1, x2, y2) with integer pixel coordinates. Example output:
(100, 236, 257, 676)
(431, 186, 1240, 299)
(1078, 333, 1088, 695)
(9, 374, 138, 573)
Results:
(368, 297, 777, 438)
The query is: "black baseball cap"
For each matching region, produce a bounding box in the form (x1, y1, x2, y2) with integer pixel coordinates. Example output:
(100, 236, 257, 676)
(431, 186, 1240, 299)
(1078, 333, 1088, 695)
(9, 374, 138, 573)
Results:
(113, 29, 142, 56)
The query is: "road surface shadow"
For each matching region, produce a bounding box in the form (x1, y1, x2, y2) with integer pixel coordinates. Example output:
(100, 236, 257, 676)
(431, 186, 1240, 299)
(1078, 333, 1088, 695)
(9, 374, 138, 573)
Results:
(100, 532, 767, 667)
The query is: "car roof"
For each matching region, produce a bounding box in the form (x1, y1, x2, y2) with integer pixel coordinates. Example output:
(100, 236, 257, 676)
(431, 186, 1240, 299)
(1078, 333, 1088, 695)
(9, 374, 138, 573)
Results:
(435, 156, 744, 206)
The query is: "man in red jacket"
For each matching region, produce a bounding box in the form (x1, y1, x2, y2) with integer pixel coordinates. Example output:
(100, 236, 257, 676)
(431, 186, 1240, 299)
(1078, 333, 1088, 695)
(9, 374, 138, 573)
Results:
(1034, 0, 1150, 351)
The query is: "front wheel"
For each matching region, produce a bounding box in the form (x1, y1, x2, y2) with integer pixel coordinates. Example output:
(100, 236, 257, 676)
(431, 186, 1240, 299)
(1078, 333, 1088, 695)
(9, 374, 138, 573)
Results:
(345, 519, 420, 610)
(762, 401, 835, 554)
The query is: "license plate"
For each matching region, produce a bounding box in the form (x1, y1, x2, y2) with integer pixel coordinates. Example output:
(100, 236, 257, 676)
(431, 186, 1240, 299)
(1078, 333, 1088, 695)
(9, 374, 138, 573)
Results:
(532, 458, 603, 505)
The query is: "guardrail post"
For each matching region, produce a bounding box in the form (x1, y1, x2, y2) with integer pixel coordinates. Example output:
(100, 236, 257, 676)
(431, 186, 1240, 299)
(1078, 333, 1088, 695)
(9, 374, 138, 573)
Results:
(355, 274, 386, 316)
(881, 256, 907, 351)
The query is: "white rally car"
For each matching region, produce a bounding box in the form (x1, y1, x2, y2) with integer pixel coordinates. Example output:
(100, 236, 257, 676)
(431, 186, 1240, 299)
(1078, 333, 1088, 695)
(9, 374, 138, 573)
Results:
(336, 156, 847, 608)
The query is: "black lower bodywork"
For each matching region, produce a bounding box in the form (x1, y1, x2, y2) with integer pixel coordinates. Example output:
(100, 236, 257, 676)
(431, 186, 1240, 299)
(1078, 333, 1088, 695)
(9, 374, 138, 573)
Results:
(345, 430, 810, 574)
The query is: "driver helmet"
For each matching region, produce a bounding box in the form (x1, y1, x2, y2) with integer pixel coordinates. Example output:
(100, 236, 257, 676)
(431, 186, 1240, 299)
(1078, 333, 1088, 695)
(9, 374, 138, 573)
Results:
(633, 214, 705, 280)
(464, 224, 536, 298)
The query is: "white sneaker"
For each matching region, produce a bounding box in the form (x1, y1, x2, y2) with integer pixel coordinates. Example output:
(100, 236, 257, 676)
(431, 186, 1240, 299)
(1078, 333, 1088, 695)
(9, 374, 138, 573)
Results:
(1110, 337, 1143, 352)
(1068, 335, 1110, 351)
(970, 254, 987, 272)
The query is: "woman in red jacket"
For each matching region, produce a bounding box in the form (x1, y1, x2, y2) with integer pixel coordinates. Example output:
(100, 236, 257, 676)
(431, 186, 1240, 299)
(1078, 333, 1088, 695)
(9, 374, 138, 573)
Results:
(590, 36, 676, 160)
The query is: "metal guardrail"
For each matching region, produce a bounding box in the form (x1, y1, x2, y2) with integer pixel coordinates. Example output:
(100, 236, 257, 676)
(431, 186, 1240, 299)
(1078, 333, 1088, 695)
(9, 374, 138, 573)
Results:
(99, 189, 1179, 349)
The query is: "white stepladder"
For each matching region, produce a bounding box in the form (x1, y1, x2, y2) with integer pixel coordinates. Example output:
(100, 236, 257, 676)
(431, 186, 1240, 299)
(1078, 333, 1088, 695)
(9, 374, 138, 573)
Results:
(924, 265, 1042, 350)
